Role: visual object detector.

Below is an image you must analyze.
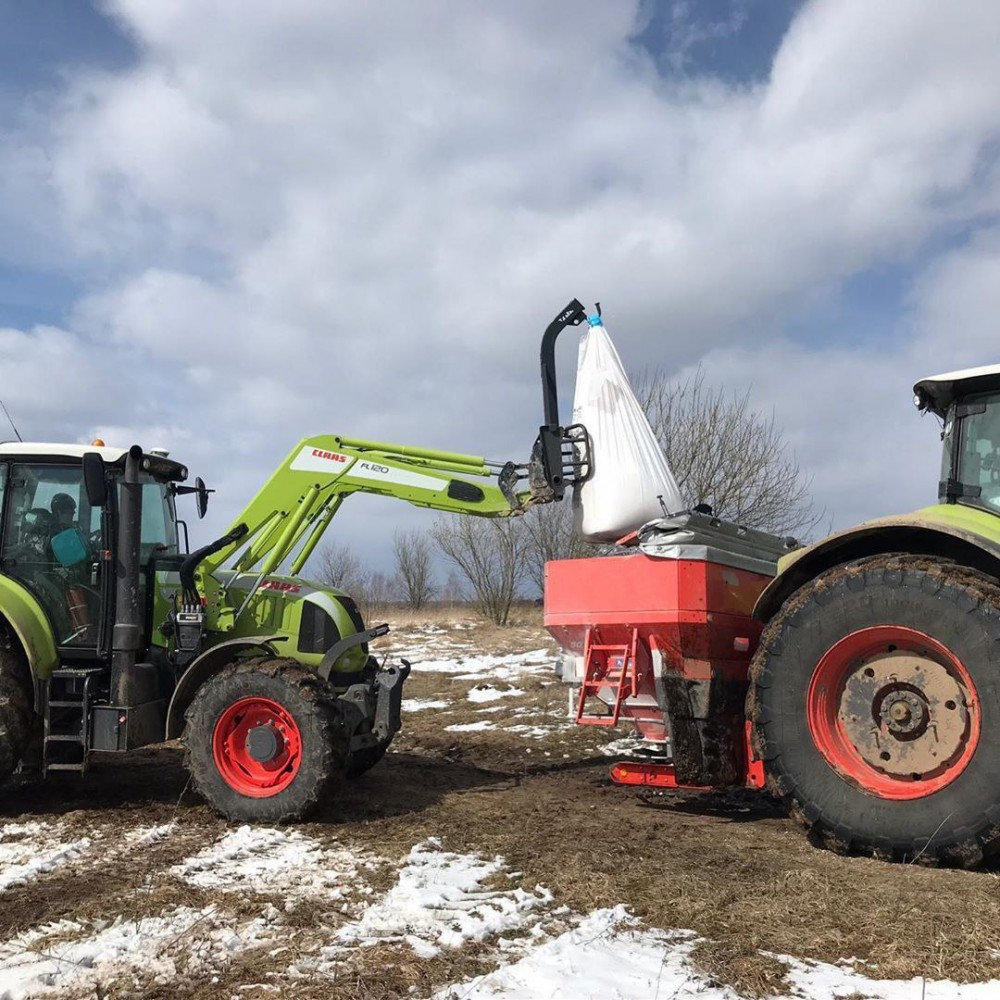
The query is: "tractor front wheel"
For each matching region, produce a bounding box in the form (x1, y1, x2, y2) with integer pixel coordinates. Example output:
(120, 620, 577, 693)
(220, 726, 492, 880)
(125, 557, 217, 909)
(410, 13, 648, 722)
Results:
(750, 556, 1000, 867)
(184, 658, 347, 822)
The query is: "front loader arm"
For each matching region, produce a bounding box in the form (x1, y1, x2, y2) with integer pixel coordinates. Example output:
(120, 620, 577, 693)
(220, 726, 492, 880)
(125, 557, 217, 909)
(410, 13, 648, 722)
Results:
(197, 434, 533, 582)
(191, 298, 594, 603)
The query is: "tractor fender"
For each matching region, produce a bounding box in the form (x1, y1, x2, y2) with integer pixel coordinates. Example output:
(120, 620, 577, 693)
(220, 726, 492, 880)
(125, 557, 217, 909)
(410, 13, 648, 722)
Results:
(0, 575, 58, 687)
(164, 635, 287, 739)
(753, 512, 1000, 624)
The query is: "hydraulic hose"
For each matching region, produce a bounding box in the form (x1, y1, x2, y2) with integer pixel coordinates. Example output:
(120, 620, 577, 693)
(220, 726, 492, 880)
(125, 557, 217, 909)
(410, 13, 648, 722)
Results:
(179, 523, 250, 603)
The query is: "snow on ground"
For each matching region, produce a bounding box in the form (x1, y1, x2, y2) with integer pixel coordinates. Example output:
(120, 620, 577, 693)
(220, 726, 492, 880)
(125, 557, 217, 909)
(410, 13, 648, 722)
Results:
(2, 803, 998, 998)
(406, 698, 453, 711)
(780, 955, 1000, 1000)
(503, 724, 560, 740)
(434, 906, 1000, 1000)
(171, 825, 367, 899)
(444, 720, 497, 732)
(0, 821, 91, 892)
(3, 625, 999, 998)
(125, 821, 178, 845)
(467, 685, 526, 703)
(0, 905, 281, 1000)
(434, 907, 722, 1000)
(451, 650, 554, 682)
(328, 837, 553, 960)
(398, 639, 555, 682)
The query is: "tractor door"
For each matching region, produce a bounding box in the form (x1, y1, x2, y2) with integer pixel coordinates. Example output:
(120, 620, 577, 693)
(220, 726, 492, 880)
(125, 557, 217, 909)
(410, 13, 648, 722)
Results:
(1, 463, 105, 650)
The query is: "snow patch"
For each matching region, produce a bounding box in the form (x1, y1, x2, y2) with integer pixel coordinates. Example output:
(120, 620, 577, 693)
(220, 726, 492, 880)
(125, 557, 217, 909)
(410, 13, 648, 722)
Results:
(331, 838, 552, 960)
(600, 734, 650, 756)
(433, 906, 718, 999)
(779, 954, 1000, 999)
(0, 822, 91, 892)
(435, 905, 1000, 1000)
(444, 720, 497, 732)
(467, 685, 525, 703)
(171, 825, 362, 898)
(415, 649, 554, 681)
(0, 905, 280, 999)
(503, 723, 563, 740)
(125, 821, 179, 845)
(406, 698, 452, 711)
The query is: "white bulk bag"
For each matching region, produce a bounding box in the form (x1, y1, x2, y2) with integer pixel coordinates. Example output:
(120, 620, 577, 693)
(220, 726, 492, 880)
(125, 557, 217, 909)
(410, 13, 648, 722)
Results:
(572, 316, 683, 542)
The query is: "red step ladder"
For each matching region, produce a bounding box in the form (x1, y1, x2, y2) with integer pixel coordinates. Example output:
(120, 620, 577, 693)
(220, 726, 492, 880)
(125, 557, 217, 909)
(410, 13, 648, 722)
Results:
(575, 627, 640, 726)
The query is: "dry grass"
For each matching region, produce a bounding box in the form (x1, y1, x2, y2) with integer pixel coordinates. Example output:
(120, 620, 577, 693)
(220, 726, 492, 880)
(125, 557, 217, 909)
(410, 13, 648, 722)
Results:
(5, 614, 1000, 997)
(693, 941, 792, 998)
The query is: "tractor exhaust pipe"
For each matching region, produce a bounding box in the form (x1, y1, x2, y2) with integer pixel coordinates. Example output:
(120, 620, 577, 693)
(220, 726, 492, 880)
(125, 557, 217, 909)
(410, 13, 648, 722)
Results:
(111, 444, 145, 704)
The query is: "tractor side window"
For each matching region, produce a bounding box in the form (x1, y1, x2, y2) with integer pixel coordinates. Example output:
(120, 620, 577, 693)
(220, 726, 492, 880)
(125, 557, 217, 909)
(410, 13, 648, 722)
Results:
(957, 393, 1000, 511)
(1, 464, 99, 647)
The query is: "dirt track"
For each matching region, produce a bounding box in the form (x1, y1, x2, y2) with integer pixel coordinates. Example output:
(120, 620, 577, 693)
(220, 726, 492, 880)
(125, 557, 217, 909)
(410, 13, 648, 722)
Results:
(2, 616, 1000, 998)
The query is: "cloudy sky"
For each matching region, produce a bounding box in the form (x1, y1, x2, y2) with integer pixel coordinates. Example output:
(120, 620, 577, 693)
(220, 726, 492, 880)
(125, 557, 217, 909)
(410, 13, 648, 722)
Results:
(1, 0, 998, 574)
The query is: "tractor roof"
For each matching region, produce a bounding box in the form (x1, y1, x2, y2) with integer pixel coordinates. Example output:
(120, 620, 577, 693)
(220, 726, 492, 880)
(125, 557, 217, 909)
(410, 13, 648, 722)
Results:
(0, 442, 132, 462)
(913, 364, 1000, 417)
(0, 442, 188, 480)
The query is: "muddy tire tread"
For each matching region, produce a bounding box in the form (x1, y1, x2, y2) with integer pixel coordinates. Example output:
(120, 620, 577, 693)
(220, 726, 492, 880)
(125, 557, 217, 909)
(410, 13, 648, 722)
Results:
(183, 657, 347, 823)
(0, 626, 34, 781)
(749, 554, 1000, 868)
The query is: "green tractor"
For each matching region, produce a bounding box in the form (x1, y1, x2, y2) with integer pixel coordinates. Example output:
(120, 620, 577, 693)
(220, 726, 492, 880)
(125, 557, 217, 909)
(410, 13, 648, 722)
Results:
(0, 302, 591, 822)
(751, 364, 1000, 865)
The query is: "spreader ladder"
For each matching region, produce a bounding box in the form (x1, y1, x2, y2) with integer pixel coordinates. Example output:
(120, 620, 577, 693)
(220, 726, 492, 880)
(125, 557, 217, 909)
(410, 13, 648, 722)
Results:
(575, 626, 640, 727)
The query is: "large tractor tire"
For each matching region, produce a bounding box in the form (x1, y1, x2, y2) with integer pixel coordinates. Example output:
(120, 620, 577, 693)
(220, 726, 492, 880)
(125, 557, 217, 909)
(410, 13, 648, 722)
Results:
(0, 631, 34, 781)
(184, 658, 348, 823)
(750, 555, 1000, 867)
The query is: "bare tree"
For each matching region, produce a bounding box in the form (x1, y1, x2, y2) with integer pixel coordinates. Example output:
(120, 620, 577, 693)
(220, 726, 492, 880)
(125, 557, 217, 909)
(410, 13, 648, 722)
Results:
(634, 367, 820, 538)
(313, 541, 364, 595)
(522, 500, 594, 595)
(431, 516, 527, 625)
(438, 569, 468, 606)
(312, 541, 396, 622)
(392, 529, 435, 610)
(360, 569, 395, 623)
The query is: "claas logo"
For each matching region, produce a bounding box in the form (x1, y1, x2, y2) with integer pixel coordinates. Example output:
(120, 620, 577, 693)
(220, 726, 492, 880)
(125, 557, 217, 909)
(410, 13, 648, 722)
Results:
(260, 580, 301, 593)
(311, 449, 348, 463)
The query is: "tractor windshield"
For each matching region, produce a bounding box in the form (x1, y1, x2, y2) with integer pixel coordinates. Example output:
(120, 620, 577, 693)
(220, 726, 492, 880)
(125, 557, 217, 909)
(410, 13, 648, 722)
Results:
(944, 391, 1000, 512)
(138, 476, 179, 562)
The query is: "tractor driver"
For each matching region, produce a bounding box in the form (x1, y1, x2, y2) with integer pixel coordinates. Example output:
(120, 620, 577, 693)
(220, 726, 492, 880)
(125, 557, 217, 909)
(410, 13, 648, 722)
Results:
(50, 493, 79, 530)
(48, 492, 91, 572)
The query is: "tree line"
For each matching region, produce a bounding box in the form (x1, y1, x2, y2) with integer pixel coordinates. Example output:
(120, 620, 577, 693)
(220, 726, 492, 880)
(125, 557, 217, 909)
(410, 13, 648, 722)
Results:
(311, 368, 820, 625)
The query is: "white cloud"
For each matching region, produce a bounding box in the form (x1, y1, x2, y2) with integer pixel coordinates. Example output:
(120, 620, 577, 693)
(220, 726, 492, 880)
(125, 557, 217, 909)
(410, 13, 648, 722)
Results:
(0, 0, 997, 569)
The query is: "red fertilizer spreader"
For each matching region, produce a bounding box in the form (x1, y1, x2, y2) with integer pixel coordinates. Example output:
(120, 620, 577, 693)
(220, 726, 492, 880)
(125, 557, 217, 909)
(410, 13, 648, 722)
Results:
(544, 512, 794, 790)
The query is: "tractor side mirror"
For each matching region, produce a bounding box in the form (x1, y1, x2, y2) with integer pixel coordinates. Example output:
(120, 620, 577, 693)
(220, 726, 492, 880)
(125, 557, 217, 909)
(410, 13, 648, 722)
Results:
(82, 452, 107, 507)
(195, 476, 209, 519)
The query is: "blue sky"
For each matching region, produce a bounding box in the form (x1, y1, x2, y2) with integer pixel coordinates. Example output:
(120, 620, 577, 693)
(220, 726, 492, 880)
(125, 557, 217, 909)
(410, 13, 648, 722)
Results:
(0, 0, 998, 575)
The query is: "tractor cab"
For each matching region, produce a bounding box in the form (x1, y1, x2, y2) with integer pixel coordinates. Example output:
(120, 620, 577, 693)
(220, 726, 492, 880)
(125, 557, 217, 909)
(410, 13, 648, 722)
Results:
(914, 365, 1000, 513)
(0, 442, 189, 654)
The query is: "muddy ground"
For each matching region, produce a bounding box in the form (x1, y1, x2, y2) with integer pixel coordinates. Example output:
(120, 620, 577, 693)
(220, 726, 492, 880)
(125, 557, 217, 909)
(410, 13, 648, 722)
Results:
(2, 612, 999, 998)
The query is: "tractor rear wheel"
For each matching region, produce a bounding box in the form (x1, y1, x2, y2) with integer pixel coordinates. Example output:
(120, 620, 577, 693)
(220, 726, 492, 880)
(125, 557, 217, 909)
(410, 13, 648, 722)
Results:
(184, 658, 348, 823)
(750, 555, 1000, 867)
(0, 631, 34, 781)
